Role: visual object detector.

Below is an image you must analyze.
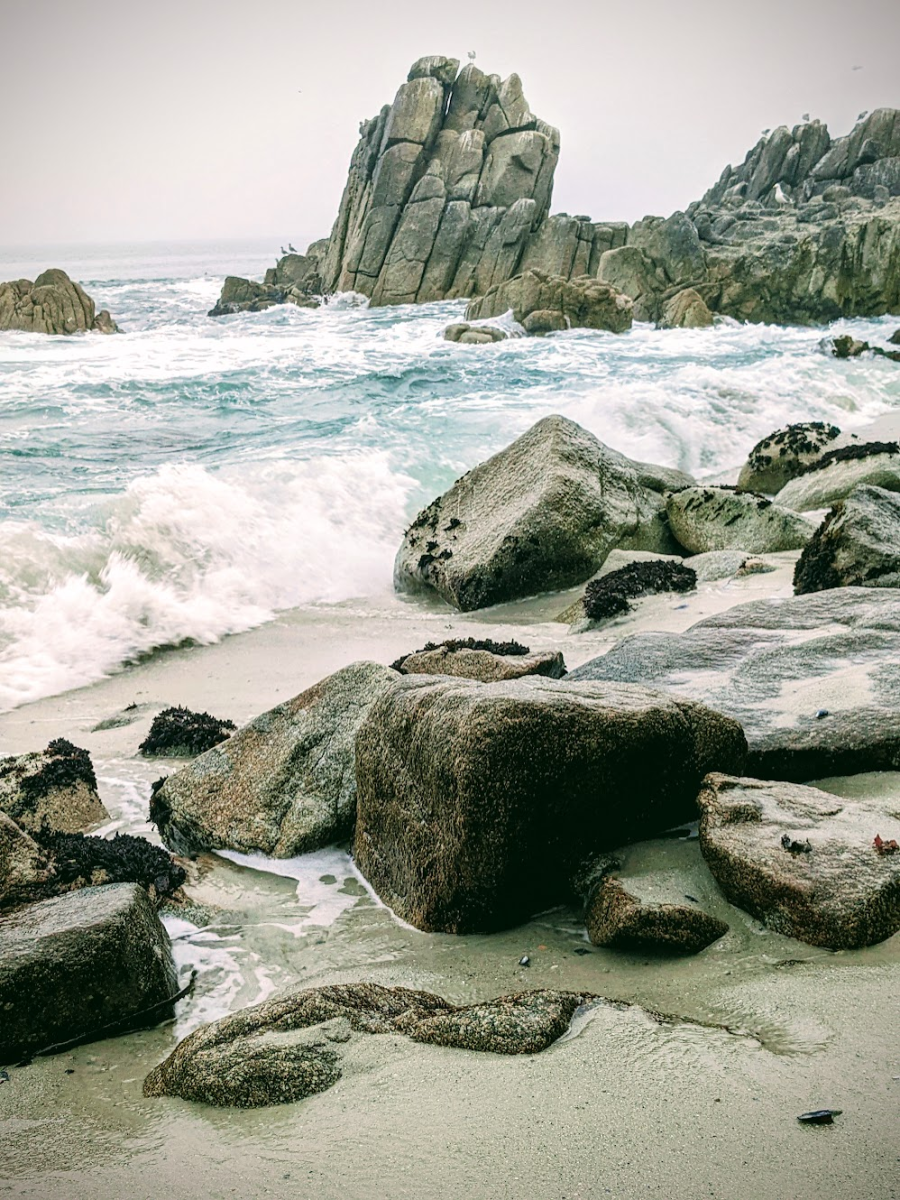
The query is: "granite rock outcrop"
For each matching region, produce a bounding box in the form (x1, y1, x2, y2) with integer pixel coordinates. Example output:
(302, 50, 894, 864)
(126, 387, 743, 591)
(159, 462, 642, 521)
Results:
(0, 269, 118, 335)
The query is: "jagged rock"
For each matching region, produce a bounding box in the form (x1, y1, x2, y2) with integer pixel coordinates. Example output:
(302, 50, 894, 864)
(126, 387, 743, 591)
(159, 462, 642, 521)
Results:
(660, 288, 714, 328)
(0, 883, 178, 1061)
(353, 675, 746, 933)
(698, 774, 900, 949)
(776, 442, 900, 510)
(0, 739, 108, 835)
(443, 322, 508, 343)
(321, 60, 559, 305)
(828, 334, 900, 362)
(143, 982, 592, 1106)
(139, 706, 236, 757)
(392, 639, 565, 682)
(738, 422, 843, 494)
(465, 270, 633, 333)
(569, 587, 900, 781)
(150, 663, 399, 858)
(794, 485, 900, 593)
(0, 812, 53, 912)
(666, 487, 814, 553)
(394, 415, 684, 611)
(584, 875, 728, 954)
(208, 258, 322, 317)
(0, 269, 118, 335)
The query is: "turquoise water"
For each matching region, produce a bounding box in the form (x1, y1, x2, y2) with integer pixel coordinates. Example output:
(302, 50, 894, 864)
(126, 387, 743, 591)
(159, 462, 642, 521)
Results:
(1, 238, 898, 710)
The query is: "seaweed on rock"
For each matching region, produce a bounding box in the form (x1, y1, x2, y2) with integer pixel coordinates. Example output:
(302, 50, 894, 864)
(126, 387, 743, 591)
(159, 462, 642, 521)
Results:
(0, 739, 98, 806)
(583, 561, 696, 622)
(391, 637, 530, 672)
(139, 707, 236, 757)
(32, 827, 186, 899)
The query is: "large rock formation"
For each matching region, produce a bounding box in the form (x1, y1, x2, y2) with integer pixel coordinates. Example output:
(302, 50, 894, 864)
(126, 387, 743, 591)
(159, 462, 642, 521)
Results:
(0, 269, 118, 334)
(320, 56, 561, 305)
(569, 587, 900, 781)
(353, 674, 746, 933)
(394, 415, 691, 611)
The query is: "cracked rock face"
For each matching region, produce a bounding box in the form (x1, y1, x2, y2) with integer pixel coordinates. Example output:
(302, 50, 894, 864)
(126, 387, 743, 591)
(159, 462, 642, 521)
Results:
(697, 773, 900, 949)
(320, 58, 561, 306)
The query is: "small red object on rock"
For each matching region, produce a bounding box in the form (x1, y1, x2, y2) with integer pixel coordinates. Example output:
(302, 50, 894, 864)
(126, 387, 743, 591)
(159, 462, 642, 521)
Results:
(873, 834, 899, 855)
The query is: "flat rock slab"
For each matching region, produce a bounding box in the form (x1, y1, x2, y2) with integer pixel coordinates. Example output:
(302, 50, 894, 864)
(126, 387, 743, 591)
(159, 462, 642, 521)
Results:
(353, 675, 745, 933)
(151, 662, 398, 858)
(0, 883, 177, 1061)
(144, 981, 654, 1108)
(396, 646, 565, 682)
(585, 875, 729, 954)
(569, 587, 900, 782)
(698, 773, 900, 949)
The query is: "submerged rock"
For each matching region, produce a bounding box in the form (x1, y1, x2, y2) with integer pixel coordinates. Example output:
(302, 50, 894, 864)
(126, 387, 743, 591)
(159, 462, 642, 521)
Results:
(392, 638, 565, 682)
(465, 270, 634, 333)
(354, 674, 745, 933)
(569, 587, 900, 781)
(793, 485, 900, 593)
(0, 739, 108, 835)
(144, 981, 598, 1107)
(443, 322, 508, 344)
(776, 442, 900, 511)
(584, 874, 728, 954)
(738, 422, 843, 494)
(666, 487, 814, 554)
(0, 883, 178, 1061)
(0, 269, 118, 335)
(139, 707, 237, 758)
(698, 773, 900, 949)
(151, 662, 399, 858)
(828, 334, 900, 362)
(394, 415, 685, 611)
(208, 254, 323, 316)
(659, 288, 715, 329)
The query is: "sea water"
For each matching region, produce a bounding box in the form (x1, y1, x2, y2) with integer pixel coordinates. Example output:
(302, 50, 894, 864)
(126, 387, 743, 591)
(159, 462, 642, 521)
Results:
(1, 237, 898, 712)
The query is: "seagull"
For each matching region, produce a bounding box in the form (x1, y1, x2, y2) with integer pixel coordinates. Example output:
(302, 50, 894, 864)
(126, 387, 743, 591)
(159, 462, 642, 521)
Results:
(761, 128, 770, 137)
(288, 243, 297, 253)
(280, 245, 287, 255)
(858, 110, 869, 121)
(802, 112, 810, 122)
(852, 65, 863, 71)
(468, 50, 476, 61)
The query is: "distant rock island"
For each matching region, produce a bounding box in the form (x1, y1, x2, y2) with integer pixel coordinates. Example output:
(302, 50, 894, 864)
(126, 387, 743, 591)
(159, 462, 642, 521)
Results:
(0, 269, 118, 335)
(211, 56, 900, 327)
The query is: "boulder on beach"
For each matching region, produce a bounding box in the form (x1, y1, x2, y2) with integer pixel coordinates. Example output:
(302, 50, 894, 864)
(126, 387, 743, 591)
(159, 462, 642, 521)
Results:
(737, 422, 843, 494)
(353, 674, 746, 933)
(392, 638, 565, 682)
(139, 706, 236, 758)
(465, 270, 634, 334)
(580, 560, 697, 624)
(0, 883, 178, 1061)
(0, 739, 108, 835)
(144, 981, 597, 1107)
(666, 487, 815, 554)
(0, 812, 53, 912)
(569, 587, 900, 781)
(0, 269, 118, 335)
(698, 773, 900, 949)
(775, 441, 900, 511)
(793, 484, 900, 593)
(151, 662, 399, 858)
(584, 874, 729, 954)
(394, 415, 689, 611)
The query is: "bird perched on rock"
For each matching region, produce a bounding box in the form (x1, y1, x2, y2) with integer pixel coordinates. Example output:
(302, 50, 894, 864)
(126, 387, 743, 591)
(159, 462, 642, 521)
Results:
(801, 112, 810, 122)
(858, 110, 869, 121)
(288, 243, 297, 253)
(468, 50, 476, 61)
(280, 245, 287, 255)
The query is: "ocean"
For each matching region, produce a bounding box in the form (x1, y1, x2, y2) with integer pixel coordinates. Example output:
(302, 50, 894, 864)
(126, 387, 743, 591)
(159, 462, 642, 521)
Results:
(1, 237, 898, 713)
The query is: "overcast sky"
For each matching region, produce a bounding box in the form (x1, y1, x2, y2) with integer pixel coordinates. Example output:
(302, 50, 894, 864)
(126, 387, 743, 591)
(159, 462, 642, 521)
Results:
(1, 0, 898, 247)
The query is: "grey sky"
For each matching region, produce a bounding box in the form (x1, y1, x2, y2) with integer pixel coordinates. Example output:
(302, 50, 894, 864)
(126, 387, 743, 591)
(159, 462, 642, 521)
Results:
(1, 0, 898, 247)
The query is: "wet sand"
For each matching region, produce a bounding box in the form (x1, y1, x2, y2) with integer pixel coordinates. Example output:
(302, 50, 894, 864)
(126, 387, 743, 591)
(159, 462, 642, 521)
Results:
(1, 560, 899, 1200)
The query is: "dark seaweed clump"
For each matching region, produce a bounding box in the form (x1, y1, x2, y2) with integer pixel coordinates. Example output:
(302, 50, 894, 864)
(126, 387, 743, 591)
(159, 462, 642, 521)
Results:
(32, 827, 186, 899)
(391, 637, 530, 672)
(583, 561, 697, 622)
(0, 739, 98, 811)
(796, 440, 899, 476)
(139, 707, 236, 757)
